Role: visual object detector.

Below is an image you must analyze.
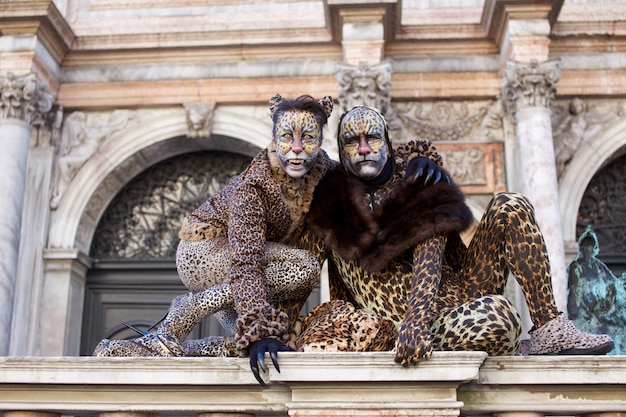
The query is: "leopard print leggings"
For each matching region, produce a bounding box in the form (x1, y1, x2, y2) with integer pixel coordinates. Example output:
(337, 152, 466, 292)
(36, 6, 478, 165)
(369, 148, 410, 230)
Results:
(436, 192, 559, 330)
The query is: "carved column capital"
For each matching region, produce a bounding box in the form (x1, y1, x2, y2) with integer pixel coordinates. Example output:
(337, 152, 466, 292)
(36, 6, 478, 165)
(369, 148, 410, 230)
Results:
(502, 59, 561, 114)
(0, 73, 54, 126)
(336, 61, 392, 115)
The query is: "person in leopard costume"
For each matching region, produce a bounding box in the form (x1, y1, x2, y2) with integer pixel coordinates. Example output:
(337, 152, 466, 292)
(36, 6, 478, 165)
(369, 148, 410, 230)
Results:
(298, 105, 614, 365)
(94, 93, 338, 382)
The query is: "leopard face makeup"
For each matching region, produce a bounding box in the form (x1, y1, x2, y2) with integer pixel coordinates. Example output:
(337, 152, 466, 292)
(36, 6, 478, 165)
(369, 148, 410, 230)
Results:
(274, 110, 322, 178)
(338, 106, 389, 179)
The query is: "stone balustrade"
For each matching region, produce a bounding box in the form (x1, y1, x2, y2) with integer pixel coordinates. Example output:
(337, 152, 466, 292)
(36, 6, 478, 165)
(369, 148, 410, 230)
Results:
(0, 352, 625, 417)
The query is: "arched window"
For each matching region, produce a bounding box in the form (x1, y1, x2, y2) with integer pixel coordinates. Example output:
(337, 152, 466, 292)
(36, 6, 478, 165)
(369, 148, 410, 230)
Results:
(81, 151, 252, 354)
(577, 150, 626, 275)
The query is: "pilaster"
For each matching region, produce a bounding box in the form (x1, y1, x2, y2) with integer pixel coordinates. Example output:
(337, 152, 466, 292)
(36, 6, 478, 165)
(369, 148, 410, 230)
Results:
(41, 248, 92, 356)
(9, 105, 62, 356)
(0, 72, 53, 356)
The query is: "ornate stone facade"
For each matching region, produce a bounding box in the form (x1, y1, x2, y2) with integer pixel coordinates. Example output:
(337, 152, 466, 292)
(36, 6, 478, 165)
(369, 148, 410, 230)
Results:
(1, 1, 626, 367)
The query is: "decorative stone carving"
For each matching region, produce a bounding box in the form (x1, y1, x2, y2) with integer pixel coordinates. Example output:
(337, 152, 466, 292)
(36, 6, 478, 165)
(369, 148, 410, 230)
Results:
(502, 59, 561, 114)
(551, 98, 620, 178)
(440, 148, 486, 185)
(0, 73, 53, 125)
(336, 61, 392, 115)
(50, 110, 139, 209)
(30, 105, 63, 149)
(184, 102, 215, 138)
(567, 226, 626, 355)
(391, 100, 504, 143)
(435, 143, 506, 194)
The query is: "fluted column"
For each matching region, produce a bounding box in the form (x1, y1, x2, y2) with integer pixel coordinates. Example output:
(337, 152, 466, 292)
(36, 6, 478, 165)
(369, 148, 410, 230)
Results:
(0, 72, 53, 355)
(502, 59, 567, 312)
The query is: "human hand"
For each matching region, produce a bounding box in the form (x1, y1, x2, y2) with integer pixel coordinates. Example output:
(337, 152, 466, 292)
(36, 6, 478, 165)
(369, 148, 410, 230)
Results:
(394, 322, 433, 366)
(404, 157, 450, 186)
(249, 338, 294, 385)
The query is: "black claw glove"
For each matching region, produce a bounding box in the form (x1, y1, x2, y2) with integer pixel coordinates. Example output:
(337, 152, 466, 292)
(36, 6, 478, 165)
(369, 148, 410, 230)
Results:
(248, 338, 294, 386)
(404, 157, 450, 186)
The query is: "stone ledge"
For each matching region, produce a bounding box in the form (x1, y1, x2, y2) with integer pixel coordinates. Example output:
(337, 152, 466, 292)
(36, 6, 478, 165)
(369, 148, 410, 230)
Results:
(0, 351, 486, 385)
(1, 352, 625, 416)
(459, 355, 626, 415)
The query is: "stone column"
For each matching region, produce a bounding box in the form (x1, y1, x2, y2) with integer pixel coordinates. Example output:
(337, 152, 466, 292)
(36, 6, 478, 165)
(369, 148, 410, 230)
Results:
(9, 105, 61, 356)
(0, 72, 53, 355)
(502, 59, 568, 312)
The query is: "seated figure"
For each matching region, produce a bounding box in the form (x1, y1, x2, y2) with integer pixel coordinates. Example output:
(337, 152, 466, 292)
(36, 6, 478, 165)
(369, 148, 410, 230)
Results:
(297, 105, 614, 365)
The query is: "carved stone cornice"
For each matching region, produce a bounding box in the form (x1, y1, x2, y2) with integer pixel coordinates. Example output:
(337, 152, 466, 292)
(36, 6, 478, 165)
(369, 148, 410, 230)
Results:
(326, 0, 398, 43)
(502, 59, 561, 114)
(0, 72, 53, 126)
(0, 1, 75, 65)
(482, 0, 564, 48)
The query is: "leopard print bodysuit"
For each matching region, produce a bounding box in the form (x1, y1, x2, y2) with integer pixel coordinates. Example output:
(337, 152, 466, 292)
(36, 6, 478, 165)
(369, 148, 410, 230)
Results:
(301, 139, 559, 365)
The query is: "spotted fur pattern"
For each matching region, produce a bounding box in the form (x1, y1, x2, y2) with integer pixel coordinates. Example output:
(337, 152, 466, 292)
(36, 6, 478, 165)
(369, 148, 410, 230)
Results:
(301, 140, 561, 365)
(430, 295, 521, 355)
(295, 300, 396, 352)
(94, 94, 337, 358)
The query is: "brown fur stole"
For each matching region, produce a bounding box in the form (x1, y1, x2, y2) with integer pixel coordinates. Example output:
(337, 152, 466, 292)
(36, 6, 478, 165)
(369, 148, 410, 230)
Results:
(305, 166, 473, 272)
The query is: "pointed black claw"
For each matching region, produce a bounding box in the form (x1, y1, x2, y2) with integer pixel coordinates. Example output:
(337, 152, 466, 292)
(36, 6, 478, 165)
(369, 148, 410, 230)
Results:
(433, 171, 442, 184)
(413, 166, 425, 182)
(424, 170, 434, 184)
(251, 366, 265, 386)
(123, 322, 150, 336)
(257, 351, 268, 373)
(270, 351, 280, 373)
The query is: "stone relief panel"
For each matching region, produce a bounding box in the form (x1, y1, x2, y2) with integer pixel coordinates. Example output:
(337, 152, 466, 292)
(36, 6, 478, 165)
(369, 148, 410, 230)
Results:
(551, 98, 624, 179)
(386, 99, 506, 195)
(50, 109, 140, 209)
(435, 142, 506, 195)
(390, 99, 505, 144)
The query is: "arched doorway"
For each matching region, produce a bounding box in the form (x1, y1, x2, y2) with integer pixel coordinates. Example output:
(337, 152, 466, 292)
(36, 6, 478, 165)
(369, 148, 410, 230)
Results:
(80, 150, 252, 354)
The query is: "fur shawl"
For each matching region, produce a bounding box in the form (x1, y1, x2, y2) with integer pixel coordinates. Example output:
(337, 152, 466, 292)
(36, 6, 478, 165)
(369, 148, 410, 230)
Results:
(305, 166, 473, 272)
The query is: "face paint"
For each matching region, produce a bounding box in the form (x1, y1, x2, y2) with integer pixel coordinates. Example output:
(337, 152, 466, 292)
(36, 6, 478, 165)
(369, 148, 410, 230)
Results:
(273, 110, 322, 178)
(339, 107, 389, 179)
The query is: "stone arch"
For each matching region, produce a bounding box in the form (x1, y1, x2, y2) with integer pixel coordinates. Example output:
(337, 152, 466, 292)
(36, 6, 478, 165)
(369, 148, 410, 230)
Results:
(41, 106, 270, 355)
(48, 107, 269, 254)
(559, 117, 626, 245)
